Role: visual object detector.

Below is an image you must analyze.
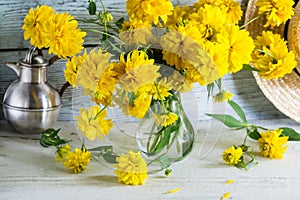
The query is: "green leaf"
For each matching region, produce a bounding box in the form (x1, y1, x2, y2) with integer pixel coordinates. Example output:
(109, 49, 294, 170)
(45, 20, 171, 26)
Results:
(280, 127, 300, 141)
(89, 146, 118, 163)
(228, 100, 247, 123)
(87, 1, 97, 15)
(247, 129, 261, 140)
(102, 153, 118, 163)
(40, 128, 69, 147)
(242, 64, 259, 71)
(206, 114, 247, 129)
(88, 145, 114, 152)
(128, 91, 135, 107)
(114, 17, 124, 29)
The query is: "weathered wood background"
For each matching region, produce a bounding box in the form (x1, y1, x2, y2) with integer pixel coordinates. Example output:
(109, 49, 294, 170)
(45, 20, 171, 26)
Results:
(0, 0, 288, 123)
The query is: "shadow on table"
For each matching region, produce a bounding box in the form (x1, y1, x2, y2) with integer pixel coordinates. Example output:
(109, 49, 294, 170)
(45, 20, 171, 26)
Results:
(85, 175, 120, 186)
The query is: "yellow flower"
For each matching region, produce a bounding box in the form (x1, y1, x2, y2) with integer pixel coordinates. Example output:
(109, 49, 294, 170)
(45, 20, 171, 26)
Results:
(119, 19, 152, 45)
(217, 25, 255, 73)
(56, 144, 71, 162)
(252, 31, 297, 80)
(64, 148, 92, 174)
(168, 71, 194, 93)
(256, 0, 295, 27)
(76, 49, 118, 105)
(114, 150, 148, 186)
(147, 78, 173, 100)
(166, 5, 192, 27)
(118, 50, 160, 92)
(213, 90, 234, 103)
(204, 41, 229, 77)
(126, 0, 174, 25)
(189, 4, 226, 39)
(219, 0, 243, 25)
(129, 92, 152, 118)
(22, 5, 55, 48)
(161, 24, 203, 71)
(100, 12, 114, 23)
(223, 146, 243, 165)
(46, 12, 86, 58)
(64, 52, 87, 87)
(153, 112, 179, 127)
(258, 129, 288, 159)
(75, 105, 113, 141)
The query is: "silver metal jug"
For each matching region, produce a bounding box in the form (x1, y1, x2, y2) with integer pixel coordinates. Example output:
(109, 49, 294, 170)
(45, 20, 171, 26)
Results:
(2, 46, 61, 134)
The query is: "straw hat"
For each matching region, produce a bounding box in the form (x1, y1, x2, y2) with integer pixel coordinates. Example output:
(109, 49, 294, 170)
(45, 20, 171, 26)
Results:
(245, 0, 300, 122)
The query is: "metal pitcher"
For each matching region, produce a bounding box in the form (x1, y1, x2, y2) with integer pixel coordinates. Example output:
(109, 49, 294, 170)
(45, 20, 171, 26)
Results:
(2, 46, 61, 134)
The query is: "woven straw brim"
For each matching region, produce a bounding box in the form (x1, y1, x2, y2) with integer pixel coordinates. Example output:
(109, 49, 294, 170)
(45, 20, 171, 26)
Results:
(245, 0, 300, 122)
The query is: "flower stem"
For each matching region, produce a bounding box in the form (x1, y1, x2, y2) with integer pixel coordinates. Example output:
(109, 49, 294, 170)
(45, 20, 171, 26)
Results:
(240, 14, 263, 29)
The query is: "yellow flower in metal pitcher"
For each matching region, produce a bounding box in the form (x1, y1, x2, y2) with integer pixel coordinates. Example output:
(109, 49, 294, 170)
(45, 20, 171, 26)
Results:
(126, 0, 174, 25)
(223, 146, 243, 165)
(64, 148, 91, 174)
(46, 12, 86, 58)
(153, 112, 179, 127)
(56, 144, 71, 162)
(114, 150, 148, 186)
(75, 105, 113, 141)
(258, 129, 288, 159)
(256, 0, 295, 27)
(22, 5, 55, 48)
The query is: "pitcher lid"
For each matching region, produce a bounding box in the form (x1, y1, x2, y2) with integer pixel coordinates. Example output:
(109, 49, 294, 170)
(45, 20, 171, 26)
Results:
(19, 46, 49, 67)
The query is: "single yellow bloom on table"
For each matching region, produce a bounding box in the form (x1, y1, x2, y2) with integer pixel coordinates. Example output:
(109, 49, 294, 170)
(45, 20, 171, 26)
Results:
(64, 148, 91, 174)
(256, 0, 295, 27)
(56, 144, 71, 162)
(258, 129, 288, 159)
(222, 146, 243, 165)
(114, 150, 148, 186)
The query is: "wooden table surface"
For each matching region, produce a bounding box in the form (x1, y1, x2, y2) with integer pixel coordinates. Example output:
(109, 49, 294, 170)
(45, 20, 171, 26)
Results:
(1, 119, 300, 200)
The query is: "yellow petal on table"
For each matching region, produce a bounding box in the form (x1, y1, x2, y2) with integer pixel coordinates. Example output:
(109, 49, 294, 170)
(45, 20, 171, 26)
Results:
(165, 187, 181, 194)
(225, 179, 235, 184)
(221, 192, 231, 200)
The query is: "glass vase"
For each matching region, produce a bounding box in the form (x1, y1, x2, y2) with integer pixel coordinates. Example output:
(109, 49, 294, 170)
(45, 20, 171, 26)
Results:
(136, 92, 195, 171)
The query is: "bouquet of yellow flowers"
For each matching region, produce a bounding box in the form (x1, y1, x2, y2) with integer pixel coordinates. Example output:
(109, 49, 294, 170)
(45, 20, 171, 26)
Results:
(22, 0, 300, 186)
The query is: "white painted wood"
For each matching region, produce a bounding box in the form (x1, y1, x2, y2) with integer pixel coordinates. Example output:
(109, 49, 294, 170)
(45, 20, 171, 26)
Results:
(0, 119, 300, 199)
(0, 0, 294, 122)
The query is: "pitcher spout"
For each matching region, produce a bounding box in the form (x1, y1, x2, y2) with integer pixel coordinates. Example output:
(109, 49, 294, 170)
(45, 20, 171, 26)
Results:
(5, 62, 21, 76)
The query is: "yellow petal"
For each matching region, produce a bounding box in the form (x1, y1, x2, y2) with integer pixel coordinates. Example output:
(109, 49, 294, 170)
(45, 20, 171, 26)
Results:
(225, 179, 235, 184)
(221, 192, 231, 200)
(166, 187, 181, 194)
